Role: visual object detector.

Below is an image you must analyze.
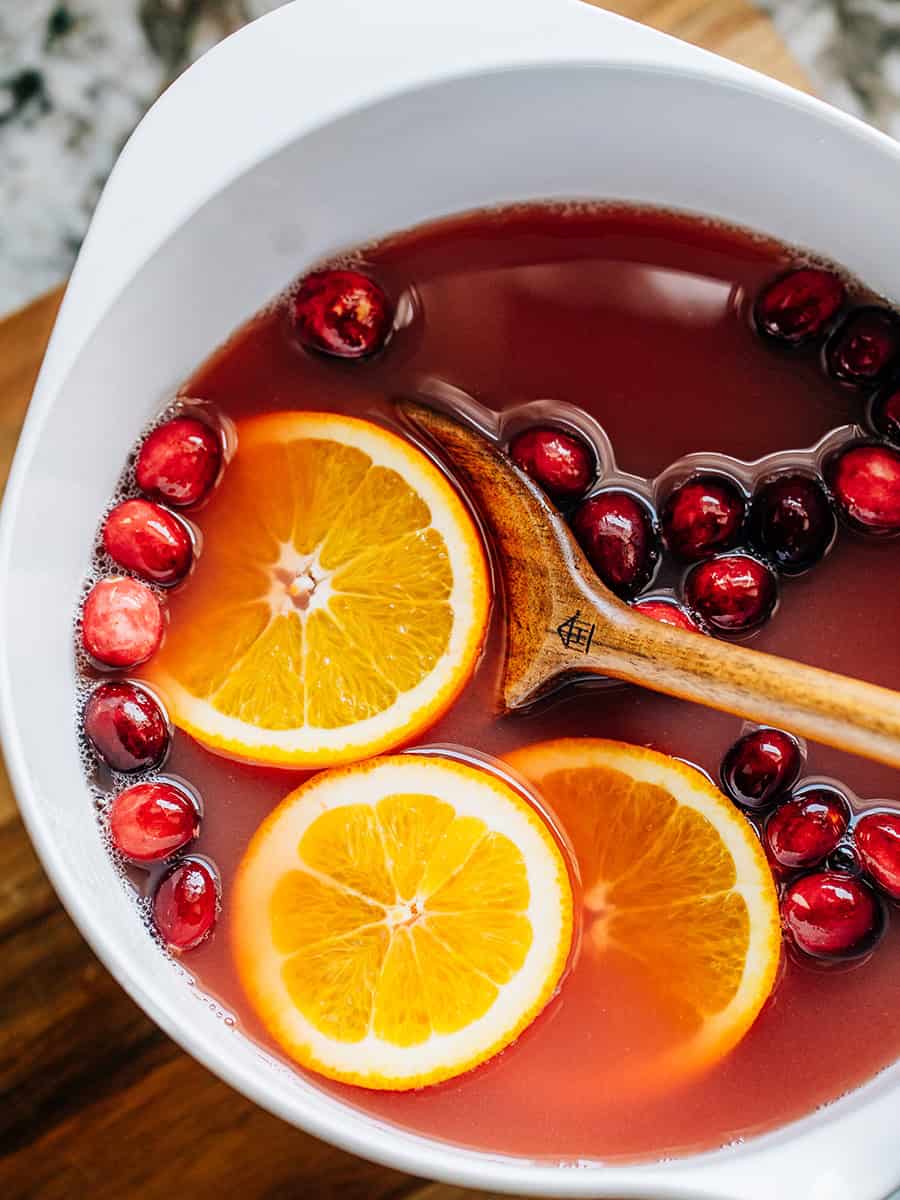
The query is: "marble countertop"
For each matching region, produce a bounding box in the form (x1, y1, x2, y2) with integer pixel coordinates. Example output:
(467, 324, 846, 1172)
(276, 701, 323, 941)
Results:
(0, 0, 898, 314)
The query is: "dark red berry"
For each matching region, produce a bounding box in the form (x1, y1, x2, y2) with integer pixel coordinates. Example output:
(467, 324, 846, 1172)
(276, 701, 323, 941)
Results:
(765, 787, 850, 869)
(854, 810, 900, 899)
(754, 268, 845, 347)
(661, 475, 746, 562)
(632, 598, 702, 633)
(826, 842, 862, 876)
(83, 682, 170, 772)
(292, 269, 392, 359)
(136, 417, 222, 508)
(153, 857, 219, 951)
(781, 871, 882, 959)
(684, 554, 777, 633)
(103, 498, 193, 585)
(510, 427, 594, 503)
(750, 472, 836, 573)
(82, 577, 164, 668)
(826, 443, 900, 534)
(721, 727, 802, 810)
(571, 491, 658, 598)
(826, 307, 900, 387)
(871, 383, 900, 446)
(109, 781, 199, 863)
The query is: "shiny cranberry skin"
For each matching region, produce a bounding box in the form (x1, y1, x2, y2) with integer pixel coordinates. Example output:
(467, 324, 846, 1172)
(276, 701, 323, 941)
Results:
(684, 554, 777, 633)
(854, 810, 900, 899)
(103, 498, 193, 585)
(83, 682, 170, 772)
(81, 576, 164, 668)
(754, 268, 845, 347)
(826, 443, 900, 534)
(571, 491, 658, 598)
(632, 598, 702, 633)
(781, 871, 882, 959)
(766, 787, 851, 869)
(871, 383, 900, 446)
(292, 269, 392, 359)
(153, 857, 220, 952)
(826, 307, 900, 387)
(136, 417, 222, 508)
(750, 473, 836, 573)
(109, 781, 199, 863)
(510, 427, 594, 503)
(661, 475, 746, 562)
(721, 727, 802, 810)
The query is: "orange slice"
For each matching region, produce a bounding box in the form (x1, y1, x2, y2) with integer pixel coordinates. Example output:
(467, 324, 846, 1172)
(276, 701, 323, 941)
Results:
(232, 754, 573, 1090)
(504, 738, 780, 1082)
(145, 413, 489, 767)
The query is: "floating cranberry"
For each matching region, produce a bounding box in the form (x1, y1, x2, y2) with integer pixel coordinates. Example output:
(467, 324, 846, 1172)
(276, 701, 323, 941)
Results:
(826, 307, 900, 387)
(721, 727, 802, 810)
(754, 268, 845, 347)
(136, 417, 222, 508)
(103, 498, 193, 585)
(571, 491, 658, 598)
(826, 443, 900, 534)
(871, 383, 900, 446)
(292, 269, 392, 359)
(661, 475, 746, 562)
(109, 781, 199, 863)
(83, 682, 170, 772)
(684, 554, 777, 633)
(750, 472, 836, 574)
(826, 842, 862, 876)
(153, 856, 220, 952)
(766, 787, 851, 869)
(510, 427, 594, 503)
(781, 871, 882, 959)
(81, 577, 164, 668)
(854, 810, 900, 899)
(632, 598, 702, 633)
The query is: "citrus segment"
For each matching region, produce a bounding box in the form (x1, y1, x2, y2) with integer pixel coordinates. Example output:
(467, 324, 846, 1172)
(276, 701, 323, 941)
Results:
(504, 738, 780, 1081)
(232, 755, 573, 1089)
(145, 413, 489, 766)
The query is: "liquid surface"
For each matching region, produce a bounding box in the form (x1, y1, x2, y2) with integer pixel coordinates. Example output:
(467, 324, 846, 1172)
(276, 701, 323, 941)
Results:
(123, 206, 900, 1161)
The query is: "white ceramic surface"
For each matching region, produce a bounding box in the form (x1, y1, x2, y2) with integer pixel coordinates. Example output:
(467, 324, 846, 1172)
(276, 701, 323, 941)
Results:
(3, 0, 900, 1196)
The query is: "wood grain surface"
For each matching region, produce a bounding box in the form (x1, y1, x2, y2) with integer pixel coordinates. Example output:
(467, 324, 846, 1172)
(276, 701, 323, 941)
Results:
(0, 5, 808, 1197)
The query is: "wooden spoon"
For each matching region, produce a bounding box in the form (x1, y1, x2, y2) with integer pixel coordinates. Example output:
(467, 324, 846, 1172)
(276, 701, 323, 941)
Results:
(398, 398, 900, 769)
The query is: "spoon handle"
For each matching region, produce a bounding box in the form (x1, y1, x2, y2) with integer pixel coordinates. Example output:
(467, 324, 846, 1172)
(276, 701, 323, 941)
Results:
(565, 605, 900, 768)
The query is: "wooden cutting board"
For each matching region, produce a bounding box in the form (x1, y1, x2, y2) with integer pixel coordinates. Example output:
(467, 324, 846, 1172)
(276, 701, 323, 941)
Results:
(0, 6, 810, 1198)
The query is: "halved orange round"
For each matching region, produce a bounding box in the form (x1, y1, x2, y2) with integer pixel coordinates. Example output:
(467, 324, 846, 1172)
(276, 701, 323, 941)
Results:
(504, 738, 780, 1083)
(145, 413, 489, 767)
(232, 754, 574, 1089)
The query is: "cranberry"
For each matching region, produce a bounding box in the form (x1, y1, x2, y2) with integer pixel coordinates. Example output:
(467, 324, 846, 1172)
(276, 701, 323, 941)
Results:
(103, 498, 193, 585)
(83, 682, 170, 772)
(781, 871, 882, 959)
(754, 268, 845, 347)
(81, 577, 164, 668)
(632, 598, 702, 633)
(570, 491, 658, 598)
(684, 554, 777, 633)
(109, 781, 199, 863)
(153, 857, 220, 952)
(765, 787, 851, 869)
(826, 443, 900, 534)
(136, 417, 222, 508)
(750, 472, 836, 574)
(826, 842, 862, 876)
(661, 475, 746, 562)
(291, 269, 392, 359)
(721, 727, 802, 810)
(871, 383, 900, 446)
(826, 307, 900, 387)
(510, 427, 594, 503)
(854, 810, 900, 899)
